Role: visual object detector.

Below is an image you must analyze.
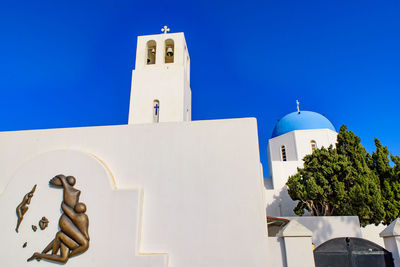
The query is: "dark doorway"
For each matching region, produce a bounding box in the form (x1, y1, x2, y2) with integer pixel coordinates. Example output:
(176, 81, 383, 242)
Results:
(314, 237, 394, 267)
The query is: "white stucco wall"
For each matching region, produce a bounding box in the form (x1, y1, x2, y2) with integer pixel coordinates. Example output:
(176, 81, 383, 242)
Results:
(265, 187, 299, 217)
(266, 237, 287, 267)
(293, 129, 337, 161)
(0, 118, 270, 267)
(268, 129, 337, 189)
(269, 161, 302, 189)
(268, 132, 298, 163)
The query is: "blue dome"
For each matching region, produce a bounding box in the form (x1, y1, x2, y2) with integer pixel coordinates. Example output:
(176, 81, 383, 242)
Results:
(272, 111, 336, 138)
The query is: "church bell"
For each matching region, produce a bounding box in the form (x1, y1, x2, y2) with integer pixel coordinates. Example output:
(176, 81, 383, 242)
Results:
(166, 47, 173, 57)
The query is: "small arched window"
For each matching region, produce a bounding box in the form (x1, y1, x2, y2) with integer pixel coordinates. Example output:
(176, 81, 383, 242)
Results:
(165, 39, 174, 63)
(281, 145, 287, 162)
(311, 140, 317, 152)
(146, 40, 156, 65)
(153, 100, 160, 123)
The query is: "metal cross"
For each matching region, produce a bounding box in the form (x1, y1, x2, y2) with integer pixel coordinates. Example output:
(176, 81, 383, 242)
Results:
(296, 100, 300, 113)
(154, 103, 159, 115)
(161, 26, 170, 34)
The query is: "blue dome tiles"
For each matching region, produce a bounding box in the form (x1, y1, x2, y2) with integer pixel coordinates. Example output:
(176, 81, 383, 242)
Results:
(271, 111, 336, 138)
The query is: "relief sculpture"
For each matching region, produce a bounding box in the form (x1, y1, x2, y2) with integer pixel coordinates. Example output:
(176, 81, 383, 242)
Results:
(27, 175, 89, 263)
(16, 185, 37, 233)
(39, 217, 49, 230)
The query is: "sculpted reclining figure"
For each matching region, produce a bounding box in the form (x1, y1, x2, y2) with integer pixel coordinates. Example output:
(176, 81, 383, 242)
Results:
(28, 175, 90, 263)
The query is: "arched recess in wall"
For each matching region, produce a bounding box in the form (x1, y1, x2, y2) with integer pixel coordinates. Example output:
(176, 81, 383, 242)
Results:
(153, 100, 160, 123)
(311, 140, 317, 152)
(146, 40, 156, 65)
(165, 39, 174, 63)
(281, 145, 287, 161)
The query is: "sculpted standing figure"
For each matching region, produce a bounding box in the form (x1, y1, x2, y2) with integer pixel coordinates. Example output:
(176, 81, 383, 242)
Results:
(28, 175, 89, 263)
(16, 184, 37, 233)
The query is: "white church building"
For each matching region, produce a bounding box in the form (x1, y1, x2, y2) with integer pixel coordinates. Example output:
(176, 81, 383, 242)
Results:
(264, 109, 337, 217)
(1, 28, 399, 267)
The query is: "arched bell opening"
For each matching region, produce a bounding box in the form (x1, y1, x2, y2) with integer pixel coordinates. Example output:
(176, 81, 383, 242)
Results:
(146, 40, 156, 65)
(165, 39, 174, 63)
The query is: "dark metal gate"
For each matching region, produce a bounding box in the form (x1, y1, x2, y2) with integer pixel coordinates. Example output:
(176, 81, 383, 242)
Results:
(314, 237, 394, 267)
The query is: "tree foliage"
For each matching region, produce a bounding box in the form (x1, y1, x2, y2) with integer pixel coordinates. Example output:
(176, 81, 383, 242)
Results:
(286, 125, 400, 226)
(370, 139, 400, 224)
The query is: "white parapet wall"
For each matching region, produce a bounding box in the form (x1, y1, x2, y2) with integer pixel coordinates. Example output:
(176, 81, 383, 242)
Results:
(361, 223, 386, 247)
(0, 118, 270, 267)
(380, 218, 400, 267)
(284, 216, 362, 246)
(278, 220, 315, 267)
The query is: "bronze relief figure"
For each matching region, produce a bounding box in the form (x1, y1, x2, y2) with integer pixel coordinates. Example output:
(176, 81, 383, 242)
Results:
(16, 184, 37, 233)
(28, 175, 89, 263)
(39, 217, 49, 230)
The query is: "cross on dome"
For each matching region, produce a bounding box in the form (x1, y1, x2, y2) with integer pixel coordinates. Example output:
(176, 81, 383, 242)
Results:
(161, 26, 170, 34)
(296, 100, 300, 114)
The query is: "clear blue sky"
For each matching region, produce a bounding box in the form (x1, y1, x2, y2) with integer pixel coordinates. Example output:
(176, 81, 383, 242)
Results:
(1, 0, 399, 175)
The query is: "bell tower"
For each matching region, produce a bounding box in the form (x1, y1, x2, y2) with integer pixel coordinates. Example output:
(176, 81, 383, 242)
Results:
(128, 26, 192, 124)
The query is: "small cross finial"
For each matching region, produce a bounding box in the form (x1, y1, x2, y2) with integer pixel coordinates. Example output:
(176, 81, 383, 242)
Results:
(161, 26, 170, 34)
(296, 100, 300, 114)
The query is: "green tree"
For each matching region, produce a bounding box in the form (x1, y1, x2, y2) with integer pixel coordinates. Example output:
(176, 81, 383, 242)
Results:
(287, 125, 385, 226)
(371, 139, 400, 224)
